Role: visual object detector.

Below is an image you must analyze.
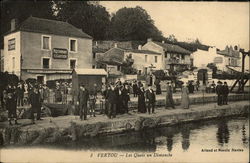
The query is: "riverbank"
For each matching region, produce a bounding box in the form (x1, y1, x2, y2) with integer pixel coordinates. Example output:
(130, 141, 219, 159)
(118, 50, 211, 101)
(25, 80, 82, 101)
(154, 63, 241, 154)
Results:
(0, 100, 249, 146)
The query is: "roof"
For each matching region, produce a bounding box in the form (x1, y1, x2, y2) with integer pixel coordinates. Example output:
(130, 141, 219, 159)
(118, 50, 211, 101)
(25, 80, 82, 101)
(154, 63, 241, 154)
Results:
(74, 69, 107, 75)
(153, 41, 191, 54)
(126, 49, 161, 55)
(217, 47, 240, 58)
(6, 16, 92, 39)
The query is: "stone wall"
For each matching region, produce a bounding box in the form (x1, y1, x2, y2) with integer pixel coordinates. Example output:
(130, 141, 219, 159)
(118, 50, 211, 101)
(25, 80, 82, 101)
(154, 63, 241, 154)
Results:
(0, 101, 249, 146)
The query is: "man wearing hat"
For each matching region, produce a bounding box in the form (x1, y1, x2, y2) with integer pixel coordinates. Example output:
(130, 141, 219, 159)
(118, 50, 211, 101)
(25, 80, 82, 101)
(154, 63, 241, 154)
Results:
(106, 83, 118, 119)
(222, 82, 229, 105)
(165, 82, 175, 109)
(6, 88, 19, 125)
(145, 85, 156, 114)
(29, 86, 42, 123)
(122, 84, 130, 114)
(216, 81, 223, 106)
(77, 84, 89, 120)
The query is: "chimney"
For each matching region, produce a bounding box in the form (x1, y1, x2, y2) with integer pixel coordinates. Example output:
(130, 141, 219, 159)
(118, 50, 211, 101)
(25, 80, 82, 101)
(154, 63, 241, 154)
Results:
(147, 38, 152, 42)
(114, 43, 118, 48)
(138, 45, 142, 50)
(11, 19, 18, 32)
(162, 40, 165, 44)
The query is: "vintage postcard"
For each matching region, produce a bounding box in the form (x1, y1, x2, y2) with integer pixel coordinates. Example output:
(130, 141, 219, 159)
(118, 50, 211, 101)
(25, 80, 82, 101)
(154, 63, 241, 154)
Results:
(0, 1, 249, 163)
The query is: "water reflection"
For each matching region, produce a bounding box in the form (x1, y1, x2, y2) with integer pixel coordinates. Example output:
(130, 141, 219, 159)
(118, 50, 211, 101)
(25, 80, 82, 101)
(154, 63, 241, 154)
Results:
(3, 116, 248, 154)
(216, 120, 230, 146)
(181, 126, 190, 151)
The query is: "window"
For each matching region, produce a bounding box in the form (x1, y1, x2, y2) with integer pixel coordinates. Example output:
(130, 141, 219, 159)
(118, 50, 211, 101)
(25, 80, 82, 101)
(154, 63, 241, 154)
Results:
(41, 35, 51, 50)
(181, 54, 185, 60)
(12, 57, 15, 70)
(8, 38, 15, 51)
(70, 59, 76, 69)
(145, 55, 148, 62)
(69, 38, 77, 52)
(93, 52, 96, 59)
(42, 58, 50, 69)
(155, 56, 158, 63)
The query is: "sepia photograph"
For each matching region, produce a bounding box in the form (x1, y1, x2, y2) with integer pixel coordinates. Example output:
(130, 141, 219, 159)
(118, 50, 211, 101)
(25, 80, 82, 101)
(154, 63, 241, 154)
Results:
(0, 1, 249, 162)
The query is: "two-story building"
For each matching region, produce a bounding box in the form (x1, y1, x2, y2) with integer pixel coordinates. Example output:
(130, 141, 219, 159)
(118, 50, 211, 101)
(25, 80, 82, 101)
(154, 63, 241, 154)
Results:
(96, 44, 161, 75)
(215, 45, 241, 73)
(3, 16, 93, 83)
(142, 39, 192, 72)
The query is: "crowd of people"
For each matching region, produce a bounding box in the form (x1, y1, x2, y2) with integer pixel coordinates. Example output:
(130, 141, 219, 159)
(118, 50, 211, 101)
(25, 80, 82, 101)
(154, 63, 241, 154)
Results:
(0, 78, 230, 124)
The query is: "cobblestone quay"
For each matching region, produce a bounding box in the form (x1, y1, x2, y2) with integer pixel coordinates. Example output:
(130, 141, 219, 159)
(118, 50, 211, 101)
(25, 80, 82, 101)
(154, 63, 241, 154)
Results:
(0, 100, 249, 146)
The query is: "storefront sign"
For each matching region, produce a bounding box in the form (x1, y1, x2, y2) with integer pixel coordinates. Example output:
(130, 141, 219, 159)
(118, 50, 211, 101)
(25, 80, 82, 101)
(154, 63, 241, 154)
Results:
(53, 48, 68, 59)
(8, 38, 15, 51)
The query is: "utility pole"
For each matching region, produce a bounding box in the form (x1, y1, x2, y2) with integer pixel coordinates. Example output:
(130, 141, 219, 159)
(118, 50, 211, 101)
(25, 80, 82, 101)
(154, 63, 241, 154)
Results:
(238, 49, 250, 93)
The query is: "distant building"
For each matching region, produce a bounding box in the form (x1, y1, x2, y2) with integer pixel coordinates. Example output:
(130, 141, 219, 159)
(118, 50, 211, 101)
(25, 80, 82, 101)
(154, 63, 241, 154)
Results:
(96, 45, 161, 75)
(215, 45, 241, 73)
(3, 16, 93, 83)
(142, 39, 192, 72)
(191, 46, 217, 68)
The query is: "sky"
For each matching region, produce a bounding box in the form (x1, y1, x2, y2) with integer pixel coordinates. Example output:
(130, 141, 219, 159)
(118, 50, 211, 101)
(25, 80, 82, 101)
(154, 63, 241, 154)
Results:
(100, 1, 249, 50)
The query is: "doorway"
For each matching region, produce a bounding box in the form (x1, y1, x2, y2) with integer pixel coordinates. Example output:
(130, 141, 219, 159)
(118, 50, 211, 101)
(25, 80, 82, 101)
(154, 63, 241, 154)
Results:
(37, 76, 45, 84)
(197, 69, 208, 85)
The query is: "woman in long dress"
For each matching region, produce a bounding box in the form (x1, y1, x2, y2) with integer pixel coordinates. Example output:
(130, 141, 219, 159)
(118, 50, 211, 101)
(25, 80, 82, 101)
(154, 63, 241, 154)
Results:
(138, 86, 146, 113)
(181, 83, 190, 109)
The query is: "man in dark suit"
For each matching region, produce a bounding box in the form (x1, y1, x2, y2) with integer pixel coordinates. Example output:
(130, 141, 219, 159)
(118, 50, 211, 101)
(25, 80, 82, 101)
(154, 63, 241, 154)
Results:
(165, 82, 175, 109)
(216, 81, 223, 106)
(6, 85, 19, 125)
(145, 85, 156, 114)
(122, 84, 130, 114)
(29, 87, 42, 124)
(77, 84, 89, 120)
(222, 82, 229, 105)
(106, 83, 118, 119)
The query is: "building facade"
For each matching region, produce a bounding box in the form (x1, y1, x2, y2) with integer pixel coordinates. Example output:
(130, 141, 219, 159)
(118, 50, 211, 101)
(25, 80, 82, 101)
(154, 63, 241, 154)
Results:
(142, 39, 192, 72)
(215, 46, 241, 73)
(96, 46, 161, 75)
(3, 16, 92, 83)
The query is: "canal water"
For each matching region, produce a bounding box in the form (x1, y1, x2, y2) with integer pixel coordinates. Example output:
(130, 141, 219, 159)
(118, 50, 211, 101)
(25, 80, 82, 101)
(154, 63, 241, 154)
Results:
(1, 116, 249, 162)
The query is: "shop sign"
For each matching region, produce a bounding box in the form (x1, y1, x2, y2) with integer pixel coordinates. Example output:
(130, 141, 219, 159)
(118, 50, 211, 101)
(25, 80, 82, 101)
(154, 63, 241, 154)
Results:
(53, 48, 68, 59)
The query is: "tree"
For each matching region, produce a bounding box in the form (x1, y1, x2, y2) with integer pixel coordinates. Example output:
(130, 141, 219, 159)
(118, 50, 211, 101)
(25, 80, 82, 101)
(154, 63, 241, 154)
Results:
(54, 1, 111, 40)
(109, 6, 163, 41)
(0, 0, 55, 48)
(166, 34, 178, 43)
(121, 54, 137, 74)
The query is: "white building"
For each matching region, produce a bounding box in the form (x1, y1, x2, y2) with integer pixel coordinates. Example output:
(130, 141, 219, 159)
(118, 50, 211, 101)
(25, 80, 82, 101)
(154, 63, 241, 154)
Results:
(191, 46, 217, 69)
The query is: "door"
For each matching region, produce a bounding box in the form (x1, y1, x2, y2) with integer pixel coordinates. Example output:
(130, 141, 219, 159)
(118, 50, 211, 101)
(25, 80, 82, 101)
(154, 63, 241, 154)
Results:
(37, 76, 44, 84)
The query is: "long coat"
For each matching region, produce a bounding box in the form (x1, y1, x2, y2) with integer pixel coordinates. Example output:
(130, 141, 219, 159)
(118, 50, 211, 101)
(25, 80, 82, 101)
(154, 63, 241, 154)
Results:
(78, 89, 89, 105)
(137, 88, 146, 113)
(145, 89, 156, 103)
(181, 86, 189, 109)
(106, 89, 118, 104)
(29, 92, 42, 108)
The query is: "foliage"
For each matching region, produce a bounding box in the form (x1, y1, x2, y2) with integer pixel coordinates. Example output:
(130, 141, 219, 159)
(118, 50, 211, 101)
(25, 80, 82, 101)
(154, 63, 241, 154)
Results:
(0, 71, 19, 88)
(0, 0, 55, 47)
(54, 1, 111, 40)
(165, 34, 178, 43)
(121, 54, 137, 74)
(109, 6, 163, 41)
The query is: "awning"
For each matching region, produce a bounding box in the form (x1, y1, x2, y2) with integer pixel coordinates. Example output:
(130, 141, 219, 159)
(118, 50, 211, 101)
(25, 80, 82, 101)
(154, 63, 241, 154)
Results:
(26, 69, 72, 74)
(74, 68, 107, 76)
(226, 66, 243, 73)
